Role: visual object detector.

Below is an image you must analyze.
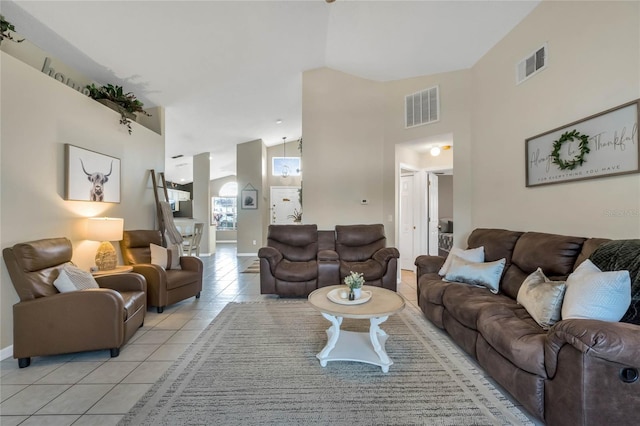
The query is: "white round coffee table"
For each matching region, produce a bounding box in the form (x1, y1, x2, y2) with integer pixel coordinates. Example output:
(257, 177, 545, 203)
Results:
(308, 285, 405, 373)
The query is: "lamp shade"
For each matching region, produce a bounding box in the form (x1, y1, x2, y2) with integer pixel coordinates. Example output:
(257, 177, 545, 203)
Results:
(87, 217, 124, 242)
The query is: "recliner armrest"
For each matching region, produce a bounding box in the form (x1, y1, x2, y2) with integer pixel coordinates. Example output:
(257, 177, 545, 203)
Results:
(258, 247, 283, 273)
(96, 273, 147, 293)
(545, 319, 640, 378)
(372, 247, 400, 264)
(179, 256, 204, 272)
(318, 249, 339, 261)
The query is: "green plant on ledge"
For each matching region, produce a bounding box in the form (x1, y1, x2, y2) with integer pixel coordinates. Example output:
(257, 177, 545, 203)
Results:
(86, 83, 151, 135)
(0, 15, 25, 45)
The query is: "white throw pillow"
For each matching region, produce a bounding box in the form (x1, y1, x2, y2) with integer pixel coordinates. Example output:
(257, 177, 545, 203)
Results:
(517, 268, 567, 330)
(150, 243, 182, 270)
(439, 246, 485, 276)
(444, 254, 505, 294)
(54, 264, 99, 293)
(562, 259, 631, 322)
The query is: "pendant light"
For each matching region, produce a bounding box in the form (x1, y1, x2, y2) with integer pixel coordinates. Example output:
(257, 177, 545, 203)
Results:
(281, 137, 290, 178)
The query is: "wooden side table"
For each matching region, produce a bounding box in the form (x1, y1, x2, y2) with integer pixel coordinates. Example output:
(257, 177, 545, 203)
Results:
(91, 265, 134, 277)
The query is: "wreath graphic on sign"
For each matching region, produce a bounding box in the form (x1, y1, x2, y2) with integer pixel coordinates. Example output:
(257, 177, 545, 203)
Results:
(550, 130, 591, 170)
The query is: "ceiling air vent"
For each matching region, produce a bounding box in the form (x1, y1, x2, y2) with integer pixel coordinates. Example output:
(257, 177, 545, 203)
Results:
(405, 85, 439, 128)
(516, 43, 547, 85)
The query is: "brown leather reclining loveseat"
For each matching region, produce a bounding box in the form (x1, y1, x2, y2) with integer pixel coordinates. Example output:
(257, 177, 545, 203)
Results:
(259, 224, 399, 297)
(415, 228, 640, 425)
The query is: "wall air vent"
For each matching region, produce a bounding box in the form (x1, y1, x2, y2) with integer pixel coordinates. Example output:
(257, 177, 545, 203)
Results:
(516, 43, 547, 85)
(405, 85, 439, 128)
(171, 154, 184, 159)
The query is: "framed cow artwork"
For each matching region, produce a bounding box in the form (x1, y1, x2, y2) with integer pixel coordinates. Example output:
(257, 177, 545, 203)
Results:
(65, 144, 121, 203)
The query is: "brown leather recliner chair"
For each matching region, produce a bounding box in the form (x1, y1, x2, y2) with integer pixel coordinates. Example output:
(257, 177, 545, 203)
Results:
(3, 237, 146, 368)
(120, 230, 203, 313)
(335, 224, 399, 291)
(259, 225, 339, 297)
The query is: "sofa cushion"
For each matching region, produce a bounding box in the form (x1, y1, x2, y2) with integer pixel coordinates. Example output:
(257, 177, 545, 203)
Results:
(150, 243, 181, 270)
(467, 228, 523, 263)
(444, 256, 505, 294)
(442, 284, 514, 330)
(589, 239, 640, 325)
(275, 259, 317, 282)
(503, 232, 585, 300)
(477, 303, 548, 377)
(340, 259, 384, 281)
(268, 224, 318, 262)
(517, 268, 566, 330)
(438, 246, 484, 276)
(53, 265, 99, 293)
(562, 259, 631, 322)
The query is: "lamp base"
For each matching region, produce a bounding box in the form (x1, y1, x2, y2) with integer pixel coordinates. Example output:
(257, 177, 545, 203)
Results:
(95, 241, 117, 271)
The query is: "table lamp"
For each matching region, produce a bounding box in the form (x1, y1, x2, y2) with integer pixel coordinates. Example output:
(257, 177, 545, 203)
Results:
(87, 217, 124, 271)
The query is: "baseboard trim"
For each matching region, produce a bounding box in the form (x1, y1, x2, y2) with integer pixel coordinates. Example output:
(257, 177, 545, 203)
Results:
(237, 252, 258, 257)
(1, 345, 14, 361)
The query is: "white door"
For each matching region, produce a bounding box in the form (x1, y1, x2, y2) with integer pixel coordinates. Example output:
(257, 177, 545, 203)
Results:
(399, 175, 415, 270)
(270, 186, 301, 224)
(427, 173, 439, 256)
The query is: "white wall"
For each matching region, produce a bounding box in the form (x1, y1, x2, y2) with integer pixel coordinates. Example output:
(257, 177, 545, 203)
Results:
(0, 52, 165, 352)
(470, 1, 640, 238)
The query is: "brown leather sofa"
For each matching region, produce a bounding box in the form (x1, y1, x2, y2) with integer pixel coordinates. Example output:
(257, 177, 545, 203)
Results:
(120, 230, 203, 313)
(3, 237, 146, 367)
(259, 224, 399, 297)
(415, 228, 640, 425)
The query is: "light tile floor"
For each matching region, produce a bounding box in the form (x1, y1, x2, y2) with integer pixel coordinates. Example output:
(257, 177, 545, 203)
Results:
(0, 244, 533, 425)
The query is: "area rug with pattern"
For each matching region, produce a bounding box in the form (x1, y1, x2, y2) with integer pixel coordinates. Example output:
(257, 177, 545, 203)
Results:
(119, 300, 532, 425)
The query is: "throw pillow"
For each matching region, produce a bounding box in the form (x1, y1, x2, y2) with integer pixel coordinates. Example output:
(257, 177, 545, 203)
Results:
(562, 259, 631, 322)
(150, 243, 182, 270)
(517, 268, 567, 329)
(439, 246, 485, 276)
(444, 254, 506, 294)
(53, 264, 100, 293)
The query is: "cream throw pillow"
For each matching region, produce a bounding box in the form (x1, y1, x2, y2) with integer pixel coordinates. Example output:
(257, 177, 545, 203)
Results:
(517, 268, 566, 330)
(439, 246, 485, 276)
(562, 259, 631, 322)
(444, 254, 505, 294)
(150, 243, 182, 270)
(54, 264, 100, 293)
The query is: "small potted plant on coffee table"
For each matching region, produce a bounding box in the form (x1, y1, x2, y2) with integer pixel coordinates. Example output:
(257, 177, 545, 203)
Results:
(344, 271, 365, 300)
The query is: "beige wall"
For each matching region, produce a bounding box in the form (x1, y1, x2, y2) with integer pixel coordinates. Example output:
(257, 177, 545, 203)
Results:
(0, 52, 165, 353)
(236, 139, 266, 254)
(302, 68, 386, 231)
(438, 175, 454, 220)
(470, 0, 640, 238)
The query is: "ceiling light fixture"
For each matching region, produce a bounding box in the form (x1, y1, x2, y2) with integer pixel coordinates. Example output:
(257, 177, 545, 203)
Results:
(281, 137, 290, 178)
(276, 119, 283, 124)
(430, 146, 441, 156)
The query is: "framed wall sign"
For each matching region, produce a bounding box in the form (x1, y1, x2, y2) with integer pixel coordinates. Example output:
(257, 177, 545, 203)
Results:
(65, 144, 121, 202)
(525, 99, 639, 187)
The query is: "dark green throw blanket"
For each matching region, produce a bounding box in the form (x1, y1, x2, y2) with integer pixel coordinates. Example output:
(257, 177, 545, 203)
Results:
(590, 239, 640, 325)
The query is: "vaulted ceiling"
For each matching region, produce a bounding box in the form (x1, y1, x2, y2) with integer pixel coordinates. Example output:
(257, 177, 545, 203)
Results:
(5, 0, 539, 182)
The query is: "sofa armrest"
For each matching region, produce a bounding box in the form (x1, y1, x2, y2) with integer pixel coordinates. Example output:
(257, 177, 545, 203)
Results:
(258, 247, 283, 273)
(12, 289, 125, 359)
(545, 319, 640, 377)
(372, 247, 400, 264)
(415, 255, 446, 276)
(96, 273, 147, 293)
(318, 249, 339, 261)
(180, 256, 203, 273)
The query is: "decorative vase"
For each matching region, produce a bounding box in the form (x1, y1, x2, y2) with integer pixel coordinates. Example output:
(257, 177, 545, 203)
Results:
(353, 288, 362, 299)
(348, 289, 355, 301)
